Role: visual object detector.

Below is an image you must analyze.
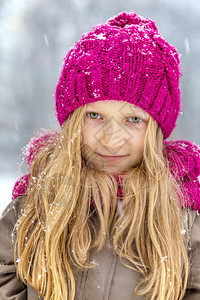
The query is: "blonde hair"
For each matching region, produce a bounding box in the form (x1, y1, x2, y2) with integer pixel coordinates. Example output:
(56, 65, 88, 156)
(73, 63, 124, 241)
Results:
(14, 104, 189, 300)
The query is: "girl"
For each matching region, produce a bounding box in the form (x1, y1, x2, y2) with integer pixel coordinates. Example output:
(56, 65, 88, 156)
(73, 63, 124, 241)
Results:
(0, 11, 200, 300)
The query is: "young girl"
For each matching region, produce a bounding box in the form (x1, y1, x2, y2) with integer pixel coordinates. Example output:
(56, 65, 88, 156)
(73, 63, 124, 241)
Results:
(0, 11, 200, 300)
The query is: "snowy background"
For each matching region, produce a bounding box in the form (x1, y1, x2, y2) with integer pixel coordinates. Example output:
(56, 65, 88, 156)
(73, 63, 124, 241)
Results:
(1, 0, 200, 215)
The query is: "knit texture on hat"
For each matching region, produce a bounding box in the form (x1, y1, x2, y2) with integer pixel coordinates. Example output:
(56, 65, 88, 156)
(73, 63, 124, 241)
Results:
(11, 133, 200, 211)
(55, 11, 182, 139)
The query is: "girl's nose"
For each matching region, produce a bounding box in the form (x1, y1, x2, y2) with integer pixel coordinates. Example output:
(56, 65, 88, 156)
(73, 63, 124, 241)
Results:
(98, 120, 129, 155)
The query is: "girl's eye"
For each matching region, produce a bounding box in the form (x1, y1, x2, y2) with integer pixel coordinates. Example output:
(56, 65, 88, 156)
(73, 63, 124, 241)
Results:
(86, 112, 102, 119)
(86, 113, 142, 123)
(127, 117, 142, 123)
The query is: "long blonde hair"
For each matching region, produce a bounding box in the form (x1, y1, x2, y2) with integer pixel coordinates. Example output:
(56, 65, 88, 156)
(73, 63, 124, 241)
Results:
(14, 104, 189, 299)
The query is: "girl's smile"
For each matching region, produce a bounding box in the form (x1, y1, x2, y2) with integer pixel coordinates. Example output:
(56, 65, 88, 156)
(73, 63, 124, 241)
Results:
(97, 153, 128, 162)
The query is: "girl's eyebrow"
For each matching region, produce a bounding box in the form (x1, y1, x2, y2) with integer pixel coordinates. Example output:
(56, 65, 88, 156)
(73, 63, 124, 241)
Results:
(121, 111, 149, 118)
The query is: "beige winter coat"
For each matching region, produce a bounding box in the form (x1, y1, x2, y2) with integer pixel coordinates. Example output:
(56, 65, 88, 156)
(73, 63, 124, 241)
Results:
(0, 195, 200, 299)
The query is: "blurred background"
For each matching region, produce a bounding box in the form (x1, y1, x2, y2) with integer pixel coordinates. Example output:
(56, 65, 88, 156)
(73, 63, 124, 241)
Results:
(0, 0, 200, 215)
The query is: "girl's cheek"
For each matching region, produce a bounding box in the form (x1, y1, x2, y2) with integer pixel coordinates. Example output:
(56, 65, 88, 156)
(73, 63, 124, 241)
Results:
(83, 127, 96, 144)
(125, 125, 142, 138)
(82, 129, 89, 145)
(85, 119, 102, 131)
(128, 122, 147, 135)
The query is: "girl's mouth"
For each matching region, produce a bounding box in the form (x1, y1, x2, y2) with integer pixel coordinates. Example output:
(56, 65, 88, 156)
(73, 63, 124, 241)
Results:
(97, 154, 127, 162)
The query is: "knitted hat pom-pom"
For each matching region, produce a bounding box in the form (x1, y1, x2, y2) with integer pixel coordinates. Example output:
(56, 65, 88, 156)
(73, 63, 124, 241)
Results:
(107, 11, 157, 31)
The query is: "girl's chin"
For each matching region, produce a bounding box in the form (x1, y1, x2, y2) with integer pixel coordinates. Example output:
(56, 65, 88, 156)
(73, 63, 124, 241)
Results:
(83, 159, 130, 174)
(100, 167, 126, 175)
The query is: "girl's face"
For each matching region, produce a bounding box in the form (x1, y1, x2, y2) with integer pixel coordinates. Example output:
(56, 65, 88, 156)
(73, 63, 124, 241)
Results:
(82, 100, 149, 175)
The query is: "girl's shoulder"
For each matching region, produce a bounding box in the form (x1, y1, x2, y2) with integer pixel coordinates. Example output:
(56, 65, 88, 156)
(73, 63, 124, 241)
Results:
(1, 195, 26, 224)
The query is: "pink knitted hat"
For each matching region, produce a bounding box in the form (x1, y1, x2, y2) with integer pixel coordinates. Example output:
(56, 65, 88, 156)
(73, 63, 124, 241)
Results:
(55, 11, 182, 139)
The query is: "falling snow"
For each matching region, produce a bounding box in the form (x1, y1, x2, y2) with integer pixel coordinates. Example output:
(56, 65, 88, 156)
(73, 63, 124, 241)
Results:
(160, 256, 168, 262)
(181, 229, 186, 235)
(43, 33, 49, 47)
(184, 37, 190, 54)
